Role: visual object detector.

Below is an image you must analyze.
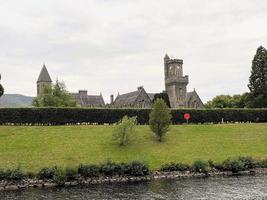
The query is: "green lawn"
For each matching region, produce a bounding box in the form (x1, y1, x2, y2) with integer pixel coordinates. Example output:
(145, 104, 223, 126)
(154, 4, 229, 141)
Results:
(0, 123, 266, 172)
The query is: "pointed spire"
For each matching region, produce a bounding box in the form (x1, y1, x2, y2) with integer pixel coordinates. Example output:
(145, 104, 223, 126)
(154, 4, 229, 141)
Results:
(37, 64, 52, 83)
(164, 53, 170, 60)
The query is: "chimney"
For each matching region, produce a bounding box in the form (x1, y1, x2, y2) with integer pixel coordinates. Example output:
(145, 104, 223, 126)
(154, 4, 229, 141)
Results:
(110, 94, 114, 104)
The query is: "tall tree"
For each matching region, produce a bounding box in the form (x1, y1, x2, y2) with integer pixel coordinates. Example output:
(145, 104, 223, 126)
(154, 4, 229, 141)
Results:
(33, 80, 76, 107)
(0, 74, 4, 97)
(247, 46, 267, 107)
(149, 98, 172, 142)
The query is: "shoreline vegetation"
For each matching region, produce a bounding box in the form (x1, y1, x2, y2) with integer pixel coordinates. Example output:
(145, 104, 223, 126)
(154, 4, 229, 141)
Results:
(0, 158, 267, 191)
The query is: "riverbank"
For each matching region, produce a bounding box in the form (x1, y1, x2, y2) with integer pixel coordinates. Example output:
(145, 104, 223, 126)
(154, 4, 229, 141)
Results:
(0, 123, 267, 171)
(1, 168, 267, 191)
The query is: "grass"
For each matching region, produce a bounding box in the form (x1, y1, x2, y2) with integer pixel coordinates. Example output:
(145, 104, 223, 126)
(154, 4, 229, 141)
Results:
(0, 123, 266, 172)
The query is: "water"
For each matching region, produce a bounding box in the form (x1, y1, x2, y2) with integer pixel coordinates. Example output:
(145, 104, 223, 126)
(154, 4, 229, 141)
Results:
(1, 175, 266, 200)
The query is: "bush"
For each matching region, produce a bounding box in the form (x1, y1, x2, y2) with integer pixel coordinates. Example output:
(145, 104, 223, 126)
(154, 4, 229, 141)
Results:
(221, 159, 245, 173)
(100, 161, 124, 176)
(125, 161, 150, 176)
(52, 167, 66, 185)
(113, 116, 137, 146)
(78, 164, 100, 177)
(37, 167, 56, 179)
(65, 167, 78, 181)
(0, 108, 267, 125)
(192, 160, 210, 174)
(160, 162, 190, 172)
(5, 167, 26, 180)
(238, 157, 256, 170)
(255, 159, 267, 168)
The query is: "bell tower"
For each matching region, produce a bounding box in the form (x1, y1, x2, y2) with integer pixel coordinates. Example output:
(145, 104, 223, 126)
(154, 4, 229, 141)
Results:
(37, 64, 52, 97)
(164, 54, 188, 108)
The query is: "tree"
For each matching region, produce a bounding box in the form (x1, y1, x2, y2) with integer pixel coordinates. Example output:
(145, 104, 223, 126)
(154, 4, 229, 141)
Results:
(113, 116, 137, 146)
(247, 46, 267, 107)
(0, 73, 4, 97)
(152, 92, 171, 108)
(149, 98, 172, 142)
(205, 94, 247, 108)
(33, 80, 76, 107)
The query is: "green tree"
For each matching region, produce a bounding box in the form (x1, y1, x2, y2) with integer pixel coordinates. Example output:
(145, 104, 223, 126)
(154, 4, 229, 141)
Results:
(113, 116, 137, 146)
(152, 92, 171, 108)
(149, 98, 172, 142)
(246, 46, 267, 108)
(33, 80, 76, 107)
(205, 94, 247, 108)
(0, 74, 4, 97)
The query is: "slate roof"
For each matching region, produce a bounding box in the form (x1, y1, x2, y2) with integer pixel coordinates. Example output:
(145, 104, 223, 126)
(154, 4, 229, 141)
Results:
(113, 90, 141, 107)
(37, 64, 52, 83)
(72, 93, 105, 107)
(147, 93, 155, 101)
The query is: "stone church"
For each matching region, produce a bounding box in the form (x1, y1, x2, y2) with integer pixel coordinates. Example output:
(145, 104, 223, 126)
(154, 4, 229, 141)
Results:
(111, 54, 204, 108)
(36, 54, 204, 108)
(36, 64, 105, 107)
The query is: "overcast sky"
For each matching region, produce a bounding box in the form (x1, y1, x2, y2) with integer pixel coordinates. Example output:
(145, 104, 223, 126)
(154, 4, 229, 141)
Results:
(1, 0, 267, 103)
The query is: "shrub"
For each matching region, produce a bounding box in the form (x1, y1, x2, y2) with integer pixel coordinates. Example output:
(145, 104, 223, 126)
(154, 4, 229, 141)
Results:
(149, 99, 172, 142)
(37, 167, 56, 179)
(65, 167, 78, 181)
(0, 169, 6, 180)
(221, 159, 245, 173)
(238, 156, 256, 170)
(192, 160, 210, 174)
(78, 164, 100, 177)
(160, 162, 190, 172)
(100, 161, 123, 176)
(255, 159, 267, 168)
(125, 161, 149, 176)
(0, 108, 267, 125)
(52, 167, 66, 185)
(113, 116, 137, 146)
(5, 167, 26, 180)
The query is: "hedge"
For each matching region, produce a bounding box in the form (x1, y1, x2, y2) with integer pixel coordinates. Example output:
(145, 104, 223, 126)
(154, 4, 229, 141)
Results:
(0, 108, 266, 125)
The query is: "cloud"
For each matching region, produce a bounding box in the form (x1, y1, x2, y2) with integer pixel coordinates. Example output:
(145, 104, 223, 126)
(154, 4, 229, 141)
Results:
(0, 0, 267, 103)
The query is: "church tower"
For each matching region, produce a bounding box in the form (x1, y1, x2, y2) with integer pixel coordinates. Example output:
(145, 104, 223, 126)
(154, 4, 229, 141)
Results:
(37, 64, 52, 97)
(164, 54, 189, 108)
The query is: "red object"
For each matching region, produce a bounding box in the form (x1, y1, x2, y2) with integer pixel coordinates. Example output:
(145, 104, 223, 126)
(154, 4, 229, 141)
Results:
(184, 113, 191, 120)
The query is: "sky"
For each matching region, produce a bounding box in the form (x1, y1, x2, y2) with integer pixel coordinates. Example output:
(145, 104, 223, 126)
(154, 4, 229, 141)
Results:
(0, 0, 267, 103)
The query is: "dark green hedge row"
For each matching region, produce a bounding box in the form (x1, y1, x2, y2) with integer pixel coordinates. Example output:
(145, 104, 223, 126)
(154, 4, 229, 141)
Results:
(0, 108, 266, 125)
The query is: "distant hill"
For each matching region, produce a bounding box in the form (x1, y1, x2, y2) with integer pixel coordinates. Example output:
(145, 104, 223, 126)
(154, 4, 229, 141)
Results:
(0, 94, 34, 107)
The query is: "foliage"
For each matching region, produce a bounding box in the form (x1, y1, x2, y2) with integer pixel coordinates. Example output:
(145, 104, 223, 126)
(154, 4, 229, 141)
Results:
(205, 94, 247, 108)
(4, 167, 26, 180)
(125, 161, 150, 176)
(238, 156, 256, 169)
(191, 160, 210, 174)
(100, 160, 124, 176)
(78, 164, 100, 177)
(0, 73, 4, 97)
(255, 159, 267, 168)
(33, 80, 76, 107)
(65, 166, 78, 181)
(221, 158, 245, 173)
(52, 167, 67, 185)
(160, 162, 190, 172)
(149, 98, 172, 142)
(152, 92, 171, 108)
(37, 167, 56, 179)
(113, 116, 137, 146)
(0, 108, 267, 125)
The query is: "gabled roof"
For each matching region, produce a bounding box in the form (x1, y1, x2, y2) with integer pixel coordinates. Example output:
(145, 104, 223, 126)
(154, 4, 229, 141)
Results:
(37, 64, 52, 83)
(113, 90, 141, 107)
(147, 93, 155, 101)
(72, 93, 105, 107)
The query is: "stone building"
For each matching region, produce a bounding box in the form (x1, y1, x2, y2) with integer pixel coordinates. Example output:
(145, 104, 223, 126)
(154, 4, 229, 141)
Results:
(164, 54, 204, 108)
(71, 90, 105, 107)
(36, 64, 52, 97)
(111, 86, 154, 108)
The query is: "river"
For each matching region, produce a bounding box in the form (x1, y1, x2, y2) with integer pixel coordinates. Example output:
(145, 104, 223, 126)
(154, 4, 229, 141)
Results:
(1, 174, 266, 200)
